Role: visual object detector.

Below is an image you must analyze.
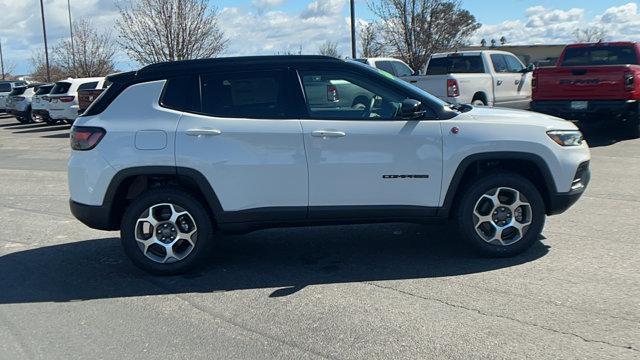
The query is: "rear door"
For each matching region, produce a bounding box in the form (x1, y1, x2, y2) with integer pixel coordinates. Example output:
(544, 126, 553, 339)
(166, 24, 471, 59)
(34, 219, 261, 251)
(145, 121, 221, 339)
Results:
(175, 69, 309, 219)
(297, 68, 443, 217)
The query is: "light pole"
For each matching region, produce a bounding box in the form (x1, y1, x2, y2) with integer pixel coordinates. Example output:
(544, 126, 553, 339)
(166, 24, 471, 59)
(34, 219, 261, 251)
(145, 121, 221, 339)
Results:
(39, 0, 51, 82)
(67, 0, 76, 77)
(0, 39, 5, 81)
(350, 0, 356, 59)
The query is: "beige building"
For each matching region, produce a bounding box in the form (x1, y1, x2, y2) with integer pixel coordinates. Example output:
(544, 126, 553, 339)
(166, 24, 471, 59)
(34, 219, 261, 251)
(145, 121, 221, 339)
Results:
(457, 45, 567, 67)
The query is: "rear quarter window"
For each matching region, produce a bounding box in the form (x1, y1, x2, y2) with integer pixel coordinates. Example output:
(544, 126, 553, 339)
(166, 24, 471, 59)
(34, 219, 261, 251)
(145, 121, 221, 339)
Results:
(161, 76, 199, 112)
(0, 83, 11, 92)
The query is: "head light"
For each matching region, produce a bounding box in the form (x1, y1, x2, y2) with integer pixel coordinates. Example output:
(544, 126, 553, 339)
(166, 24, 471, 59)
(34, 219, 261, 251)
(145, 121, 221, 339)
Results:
(547, 130, 584, 146)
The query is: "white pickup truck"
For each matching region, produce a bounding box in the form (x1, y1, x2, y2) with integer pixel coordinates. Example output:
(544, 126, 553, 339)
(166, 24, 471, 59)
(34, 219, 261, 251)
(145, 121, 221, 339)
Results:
(357, 51, 534, 109)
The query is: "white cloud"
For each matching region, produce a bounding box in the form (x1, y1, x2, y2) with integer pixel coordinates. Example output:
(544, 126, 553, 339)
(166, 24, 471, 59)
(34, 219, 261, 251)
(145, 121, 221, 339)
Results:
(472, 3, 640, 45)
(301, 0, 345, 19)
(219, 3, 352, 58)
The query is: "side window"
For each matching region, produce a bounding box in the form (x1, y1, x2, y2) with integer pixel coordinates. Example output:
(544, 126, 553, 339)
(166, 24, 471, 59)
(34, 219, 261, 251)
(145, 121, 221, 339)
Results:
(299, 70, 407, 120)
(490, 54, 508, 73)
(504, 55, 525, 73)
(77, 81, 98, 91)
(376, 61, 397, 76)
(200, 70, 291, 119)
(391, 61, 414, 77)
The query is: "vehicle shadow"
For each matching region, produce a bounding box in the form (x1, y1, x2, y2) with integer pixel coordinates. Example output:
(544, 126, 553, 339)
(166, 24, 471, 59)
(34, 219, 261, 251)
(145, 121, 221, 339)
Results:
(0, 223, 549, 304)
(13, 125, 71, 134)
(41, 133, 70, 139)
(580, 126, 637, 148)
(3, 123, 46, 130)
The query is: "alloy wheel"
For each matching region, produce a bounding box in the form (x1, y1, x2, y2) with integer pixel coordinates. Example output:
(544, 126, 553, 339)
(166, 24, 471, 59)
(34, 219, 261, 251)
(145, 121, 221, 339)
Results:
(472, 187, 533, 246)
(135, 203, 198, 264)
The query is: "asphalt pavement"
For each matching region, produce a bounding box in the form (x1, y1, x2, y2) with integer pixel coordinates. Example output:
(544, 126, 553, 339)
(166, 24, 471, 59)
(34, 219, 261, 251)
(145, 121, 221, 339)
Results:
(0, 114, 638, 359)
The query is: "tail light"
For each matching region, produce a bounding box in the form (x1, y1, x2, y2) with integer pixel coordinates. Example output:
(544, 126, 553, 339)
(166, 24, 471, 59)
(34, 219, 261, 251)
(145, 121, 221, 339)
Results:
(447, 79, 459, 97)
(327, 84, 339, 102)
(60, 96, 75, 103)
(532, 75, 537, 90)
(70, 126, 106, 151)
(624, 72, 635, 91)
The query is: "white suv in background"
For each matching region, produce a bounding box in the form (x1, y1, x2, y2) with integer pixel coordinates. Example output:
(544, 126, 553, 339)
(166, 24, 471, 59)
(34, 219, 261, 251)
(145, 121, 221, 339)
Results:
(49, 77, 106, 124)
(6, 84, 44, 123)
(68, 56, 591, 275)
(0, 80, 27, 112)
(31, 84, 54, 124)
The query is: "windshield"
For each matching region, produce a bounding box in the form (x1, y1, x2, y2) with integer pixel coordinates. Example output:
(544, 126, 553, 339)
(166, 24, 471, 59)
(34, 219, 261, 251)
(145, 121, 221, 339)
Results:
(561, 46, 638, 66)
(9, 87, 27, 96)
(35, 85, 53, 95)
(51, 82, 72, 95)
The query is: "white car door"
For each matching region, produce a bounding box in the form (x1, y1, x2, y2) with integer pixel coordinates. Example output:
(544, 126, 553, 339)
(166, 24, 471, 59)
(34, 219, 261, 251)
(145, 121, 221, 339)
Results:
(174, 70, 308, 220)
(504, 54, 532, 107)
(297, 69, 443, 218)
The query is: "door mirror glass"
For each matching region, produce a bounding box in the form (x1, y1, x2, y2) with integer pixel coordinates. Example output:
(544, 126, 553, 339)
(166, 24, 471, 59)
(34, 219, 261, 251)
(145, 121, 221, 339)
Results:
(401, 99, 425, 119)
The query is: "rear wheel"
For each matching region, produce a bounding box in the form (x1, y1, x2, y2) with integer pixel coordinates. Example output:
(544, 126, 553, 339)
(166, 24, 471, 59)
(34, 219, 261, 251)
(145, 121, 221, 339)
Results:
(121, 188, 215, 275)
(456, 172, 545, 257)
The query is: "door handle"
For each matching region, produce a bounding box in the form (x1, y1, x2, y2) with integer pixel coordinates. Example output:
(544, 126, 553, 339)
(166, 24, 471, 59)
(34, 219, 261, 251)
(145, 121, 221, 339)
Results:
(515, 79, 521, 85)
(409, 80, 418, 83)
(311, 130, 346, 138)
(185, 128, 222, 137)
(496, 80, 503, 86)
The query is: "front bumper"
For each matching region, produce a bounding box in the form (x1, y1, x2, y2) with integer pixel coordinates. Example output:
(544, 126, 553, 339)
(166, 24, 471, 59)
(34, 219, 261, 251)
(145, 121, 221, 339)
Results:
(546, 161, 591, 215)
(531, 100, 638, 123)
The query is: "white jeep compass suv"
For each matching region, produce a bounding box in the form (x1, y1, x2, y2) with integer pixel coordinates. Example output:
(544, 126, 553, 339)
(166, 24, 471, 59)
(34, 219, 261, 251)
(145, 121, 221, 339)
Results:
(68, 56, 591, 275)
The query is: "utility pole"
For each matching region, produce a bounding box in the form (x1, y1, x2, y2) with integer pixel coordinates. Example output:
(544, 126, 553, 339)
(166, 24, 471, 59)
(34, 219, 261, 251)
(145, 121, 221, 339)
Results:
(39, 0, 51, 82)
(0, 39, 5, 81)
(350, 0, 356, 59)
(67, 0, 76, 77)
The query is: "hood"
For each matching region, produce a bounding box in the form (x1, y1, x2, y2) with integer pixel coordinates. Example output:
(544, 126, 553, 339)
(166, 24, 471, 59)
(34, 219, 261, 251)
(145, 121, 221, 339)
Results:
(461, 106, 578, 130)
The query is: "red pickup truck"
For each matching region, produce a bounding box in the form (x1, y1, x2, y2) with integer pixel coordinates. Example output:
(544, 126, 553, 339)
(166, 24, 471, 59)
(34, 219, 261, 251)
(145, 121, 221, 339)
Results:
(531, 42, 640, 138)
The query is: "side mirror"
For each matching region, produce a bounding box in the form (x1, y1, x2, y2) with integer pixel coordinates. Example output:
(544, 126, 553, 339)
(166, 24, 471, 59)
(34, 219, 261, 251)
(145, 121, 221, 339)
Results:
(400, 99, 425, 119)
(522, 64, 535, 73)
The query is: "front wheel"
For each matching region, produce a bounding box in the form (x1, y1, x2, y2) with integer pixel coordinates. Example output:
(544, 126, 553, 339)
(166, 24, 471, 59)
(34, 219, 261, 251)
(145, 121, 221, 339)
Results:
(456, 172, 546, 257)
(121, 188, 215, 275)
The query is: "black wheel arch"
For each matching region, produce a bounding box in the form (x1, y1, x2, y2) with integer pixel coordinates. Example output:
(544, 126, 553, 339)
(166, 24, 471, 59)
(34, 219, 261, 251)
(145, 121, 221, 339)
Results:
(439, 152, 557, 218)
(102, 166, 224, 230)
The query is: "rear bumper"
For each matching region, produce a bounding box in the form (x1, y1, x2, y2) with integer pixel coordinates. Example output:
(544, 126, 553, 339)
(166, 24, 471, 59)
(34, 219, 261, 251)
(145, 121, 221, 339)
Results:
(531, 100, 638, 123)
(69, 200, 117, 231)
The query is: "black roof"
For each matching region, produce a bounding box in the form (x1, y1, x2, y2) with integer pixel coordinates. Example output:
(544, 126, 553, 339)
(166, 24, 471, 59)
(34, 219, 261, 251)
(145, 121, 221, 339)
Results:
(109, 55, 344, 83)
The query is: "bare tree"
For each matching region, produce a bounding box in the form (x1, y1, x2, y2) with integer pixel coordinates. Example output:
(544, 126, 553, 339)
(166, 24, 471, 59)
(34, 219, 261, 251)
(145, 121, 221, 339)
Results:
(53, 20, 117, 78)
(359, 22, 385, 58)
(573, 26, 608, 43)
(369, 0, 480, 71)
(30, 52, 66, 82)
(1, 61, 17, 80)
(116, 0, 228, 65)
(318, 41, 341, 58)
(500, 36, 507, 46)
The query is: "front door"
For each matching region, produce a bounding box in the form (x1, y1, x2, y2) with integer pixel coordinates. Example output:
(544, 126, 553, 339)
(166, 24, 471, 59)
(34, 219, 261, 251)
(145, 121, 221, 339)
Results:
(297, 69, 443, 218)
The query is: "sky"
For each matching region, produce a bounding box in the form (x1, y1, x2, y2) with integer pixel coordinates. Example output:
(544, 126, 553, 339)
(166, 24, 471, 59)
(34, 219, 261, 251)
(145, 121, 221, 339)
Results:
(1, 0, 640, 75)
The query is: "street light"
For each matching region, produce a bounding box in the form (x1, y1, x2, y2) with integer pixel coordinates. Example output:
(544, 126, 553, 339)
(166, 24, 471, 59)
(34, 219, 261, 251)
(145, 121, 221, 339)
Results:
(39, 0, 51, 82)
(68, 0, 76, 77)
(0, 39, 5, 81)
(350, 0, 356, 59)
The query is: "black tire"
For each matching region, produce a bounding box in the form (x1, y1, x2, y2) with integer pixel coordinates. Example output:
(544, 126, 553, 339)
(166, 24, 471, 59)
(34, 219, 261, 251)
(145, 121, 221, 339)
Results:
(44, 116, 58, 125)
(471, 95, 487, 106)
(456, 172, 546, 257)
(121, 188, 215, 275)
